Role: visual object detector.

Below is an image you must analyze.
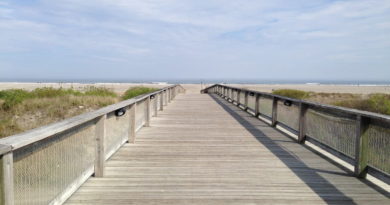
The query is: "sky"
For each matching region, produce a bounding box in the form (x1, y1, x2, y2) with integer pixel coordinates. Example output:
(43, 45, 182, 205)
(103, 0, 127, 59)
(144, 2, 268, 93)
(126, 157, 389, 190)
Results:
(0, 0, 389, 82)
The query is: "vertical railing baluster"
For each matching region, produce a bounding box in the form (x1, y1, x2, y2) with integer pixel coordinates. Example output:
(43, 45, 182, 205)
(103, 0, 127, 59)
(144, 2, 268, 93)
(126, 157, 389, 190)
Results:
(168, 88, 171, 103)
(95, 114, 106, 177)
(145, 97, 151, 127)
(227, 88, 229, 100)
(153, 95, 158, 117)
(244, 91, 248, 110)
(271, 97, 278, 127)
(237, 90, 241, 106)
(160, 92, 164, 111)
(164, 90, 168, 106)
(1, 151, 14, 205)
(129, 103, 136, 143)
(298, 103, 308, 143)
(255, 93, 260, 117)
(355, 115, 370, 178)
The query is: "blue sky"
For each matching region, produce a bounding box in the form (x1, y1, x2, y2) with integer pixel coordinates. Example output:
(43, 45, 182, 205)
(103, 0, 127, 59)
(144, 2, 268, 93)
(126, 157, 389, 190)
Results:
(0, 0, 389, 82)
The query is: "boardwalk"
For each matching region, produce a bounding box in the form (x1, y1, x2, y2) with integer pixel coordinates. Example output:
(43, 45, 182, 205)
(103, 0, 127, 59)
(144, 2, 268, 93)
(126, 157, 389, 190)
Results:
(65, 93, 389, 204)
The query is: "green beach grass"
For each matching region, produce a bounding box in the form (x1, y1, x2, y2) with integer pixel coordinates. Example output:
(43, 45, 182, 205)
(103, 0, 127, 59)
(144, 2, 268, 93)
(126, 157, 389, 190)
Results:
(0, 86, 159, 138)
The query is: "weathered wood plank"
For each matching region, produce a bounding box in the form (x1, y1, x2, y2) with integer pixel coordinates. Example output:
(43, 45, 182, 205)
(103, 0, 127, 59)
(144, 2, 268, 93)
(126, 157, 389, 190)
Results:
(128, 104, 136, 143)
(65, 93, 389, 205)
(1, 152, 14, 205)
(94, 115, 106, 177)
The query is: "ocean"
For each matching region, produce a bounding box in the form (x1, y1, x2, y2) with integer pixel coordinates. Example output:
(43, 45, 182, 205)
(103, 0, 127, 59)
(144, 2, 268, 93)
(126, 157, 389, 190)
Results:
(0, 78, 389, 85)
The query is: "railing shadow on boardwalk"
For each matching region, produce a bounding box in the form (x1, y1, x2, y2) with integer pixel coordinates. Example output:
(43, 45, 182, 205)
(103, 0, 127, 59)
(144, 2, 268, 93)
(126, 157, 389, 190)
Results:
(209, 93, 387, 204)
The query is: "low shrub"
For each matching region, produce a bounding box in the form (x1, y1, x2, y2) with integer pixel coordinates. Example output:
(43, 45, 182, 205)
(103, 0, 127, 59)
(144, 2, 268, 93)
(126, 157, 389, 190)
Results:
(272, 89, 309, 99)
(31, 87, 83, 98)
(122, 87, 158, 100)
(0, 89, 33, 110)
(334, 93, 390, 115)
(0, 86, 117, 110)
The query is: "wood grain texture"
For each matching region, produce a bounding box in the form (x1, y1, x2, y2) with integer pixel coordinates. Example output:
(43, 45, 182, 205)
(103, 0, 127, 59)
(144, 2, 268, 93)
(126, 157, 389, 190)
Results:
(65, 93, 389, 205)
(94, 115, 106, 178)
(1, 152, 14, 205)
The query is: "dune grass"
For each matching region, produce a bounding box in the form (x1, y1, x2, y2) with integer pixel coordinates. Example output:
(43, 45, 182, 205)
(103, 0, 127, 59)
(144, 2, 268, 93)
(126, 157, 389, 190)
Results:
(0, 87, 117, 110)
(0, 86, 158, 138)
(334, 93, 390, 115)
(122, 87, 158, 100)
(272, 89, 310, 99)
(271, 89, 390, 115)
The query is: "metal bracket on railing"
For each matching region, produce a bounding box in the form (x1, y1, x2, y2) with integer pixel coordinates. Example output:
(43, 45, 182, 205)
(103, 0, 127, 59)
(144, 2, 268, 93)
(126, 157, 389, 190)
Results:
(114, 108, 126, 117)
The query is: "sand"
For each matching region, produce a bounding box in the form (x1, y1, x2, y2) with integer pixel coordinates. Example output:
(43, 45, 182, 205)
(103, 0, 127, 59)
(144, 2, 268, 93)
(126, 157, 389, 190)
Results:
(0, 83, 389, 94)
(225, 84, 390, 94)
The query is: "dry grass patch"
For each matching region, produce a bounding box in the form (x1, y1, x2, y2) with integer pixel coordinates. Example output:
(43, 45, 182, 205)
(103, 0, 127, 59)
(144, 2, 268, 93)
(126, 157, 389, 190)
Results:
(271, 89, 390, 115)
(0, 95, 117, 138)
(0, 86, 160, 138)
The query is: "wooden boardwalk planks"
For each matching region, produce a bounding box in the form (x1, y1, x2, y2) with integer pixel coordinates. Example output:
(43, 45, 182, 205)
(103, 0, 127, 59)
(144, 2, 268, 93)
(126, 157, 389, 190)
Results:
(65, 93, 389, 205)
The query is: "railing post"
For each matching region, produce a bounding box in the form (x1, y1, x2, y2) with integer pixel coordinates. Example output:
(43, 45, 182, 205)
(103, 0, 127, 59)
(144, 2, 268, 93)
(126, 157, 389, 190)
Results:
(255, 94, 260, 117)
(244, 91, 248, 110)
(129, 103, 136, 143)
(164, 90, 168, 105)
(95, 114, 106, 177)
(160, 92, 164, 111)
(271, 97, 278, 127)
(237, 90, 241, 105)
(153, 95, 158, 117)
(145, 97, 151, 127)
(1, 151, 14, 205)
(354, 115, 370, 178)
(227, 88, 229, 100)
(298, 103, 308, 143)
(168, 89, 171, 103)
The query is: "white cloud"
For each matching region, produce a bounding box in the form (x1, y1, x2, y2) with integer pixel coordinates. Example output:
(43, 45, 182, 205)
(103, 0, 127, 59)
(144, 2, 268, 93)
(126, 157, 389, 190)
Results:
(0, 0, 389, 80)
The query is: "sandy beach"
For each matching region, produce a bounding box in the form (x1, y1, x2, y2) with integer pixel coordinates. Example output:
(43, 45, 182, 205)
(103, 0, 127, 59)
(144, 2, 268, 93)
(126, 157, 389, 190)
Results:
(226, 84, 390, 94)
(0, 83, 389, 94)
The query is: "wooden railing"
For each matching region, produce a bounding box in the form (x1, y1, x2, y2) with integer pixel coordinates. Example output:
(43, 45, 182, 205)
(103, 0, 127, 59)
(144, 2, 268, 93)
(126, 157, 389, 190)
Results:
(0, 85, 185, 205)
(203, 84, 390, 184)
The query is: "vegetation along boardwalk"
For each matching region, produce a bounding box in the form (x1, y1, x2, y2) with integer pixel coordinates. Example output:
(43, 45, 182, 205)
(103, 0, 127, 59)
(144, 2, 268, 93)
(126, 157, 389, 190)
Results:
(65, 91, 389, 204)
(0, 85, 388, 205)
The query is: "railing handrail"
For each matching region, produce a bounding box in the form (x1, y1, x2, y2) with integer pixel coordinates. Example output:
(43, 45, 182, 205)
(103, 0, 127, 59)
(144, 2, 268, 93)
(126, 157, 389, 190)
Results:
(0, 84, 183, 154)
(202, 84, 390, 122)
